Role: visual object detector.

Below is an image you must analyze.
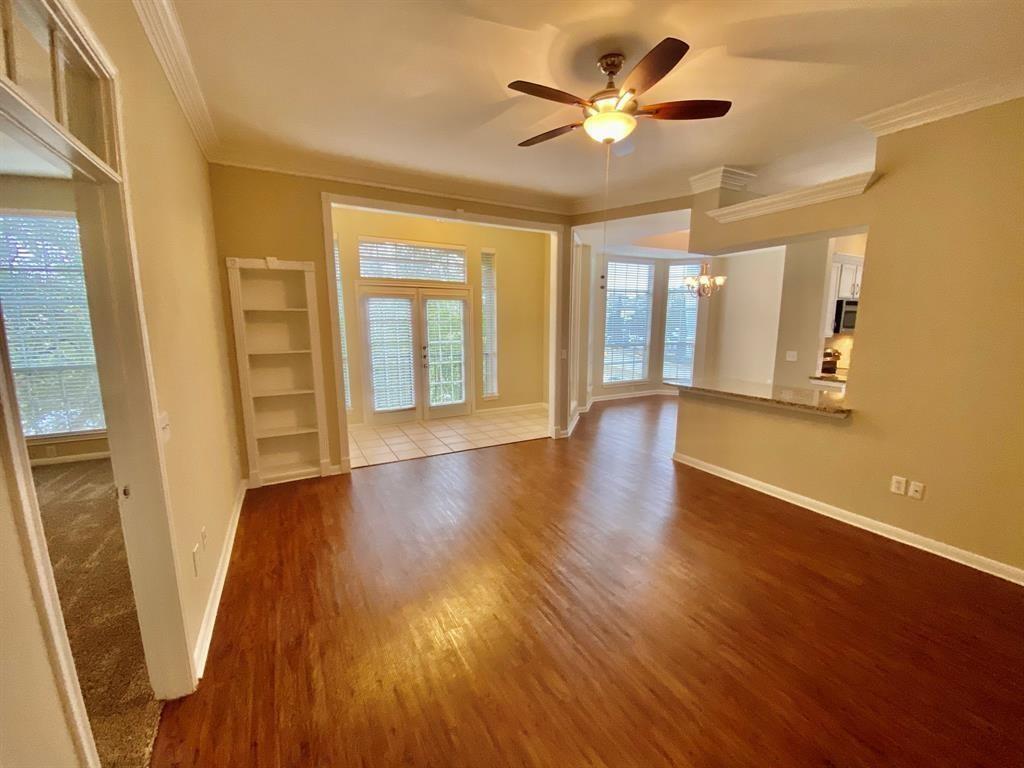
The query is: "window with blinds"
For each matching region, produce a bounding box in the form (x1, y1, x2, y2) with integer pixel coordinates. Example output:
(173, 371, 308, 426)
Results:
(0, 214, 105, 436)
(603, 261, 654, 384)
(359, 239, 466, 283)
(480, 251, 498, 397)
(332, 241, 352, 409)
(366, 296, 416, 411)
(664, 263, 702, 384)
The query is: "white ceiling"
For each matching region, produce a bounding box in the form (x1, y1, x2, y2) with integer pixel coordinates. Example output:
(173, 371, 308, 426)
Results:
(172, 0, 1024, 212)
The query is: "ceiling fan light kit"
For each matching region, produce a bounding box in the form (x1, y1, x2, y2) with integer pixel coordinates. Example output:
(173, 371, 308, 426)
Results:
(509, 37, 732, 148)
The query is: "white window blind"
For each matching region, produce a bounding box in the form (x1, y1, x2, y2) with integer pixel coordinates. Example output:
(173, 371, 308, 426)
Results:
(0, 214, 105, 436)
(366, 296, 416, 412)
(359, 239, 466, 283)
(663, 263, 702, 384)
(424, 298, 466, 406)
(603, 261, 654, 384)
(332, 241, 352, 409)
(480, 251, 498, 397)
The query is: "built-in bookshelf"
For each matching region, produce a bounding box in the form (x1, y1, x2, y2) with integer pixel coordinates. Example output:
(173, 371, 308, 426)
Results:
(226, 257, 329, 487)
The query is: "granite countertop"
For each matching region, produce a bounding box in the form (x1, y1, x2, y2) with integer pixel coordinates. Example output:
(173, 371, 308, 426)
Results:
(809, 371, 849, 383)
(664, 377, 851, 418)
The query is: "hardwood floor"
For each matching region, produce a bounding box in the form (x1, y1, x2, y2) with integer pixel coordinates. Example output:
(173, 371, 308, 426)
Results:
(151, 396, 1024, 767)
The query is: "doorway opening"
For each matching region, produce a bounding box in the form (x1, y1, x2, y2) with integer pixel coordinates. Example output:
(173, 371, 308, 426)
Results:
(323, 198, 559, 467)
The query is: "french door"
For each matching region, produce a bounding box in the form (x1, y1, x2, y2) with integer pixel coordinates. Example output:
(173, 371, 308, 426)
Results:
(360, 285, 472, 424)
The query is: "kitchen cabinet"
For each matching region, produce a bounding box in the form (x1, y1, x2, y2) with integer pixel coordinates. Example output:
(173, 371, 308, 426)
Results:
(837, 262, 863, 299)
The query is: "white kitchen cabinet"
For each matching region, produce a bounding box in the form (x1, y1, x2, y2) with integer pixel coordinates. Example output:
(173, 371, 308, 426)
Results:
(838, 262, 863, 299)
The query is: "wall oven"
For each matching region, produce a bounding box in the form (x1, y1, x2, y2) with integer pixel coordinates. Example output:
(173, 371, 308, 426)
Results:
(834, 299, 858, 334)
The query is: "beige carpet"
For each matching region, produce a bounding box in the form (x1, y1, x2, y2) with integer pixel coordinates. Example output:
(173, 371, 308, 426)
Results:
(33, 458, 163, 768)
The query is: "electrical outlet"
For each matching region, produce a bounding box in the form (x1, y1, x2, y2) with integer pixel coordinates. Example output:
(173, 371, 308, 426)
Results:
(191, 544, 200, 577)
(907, 480, 925, 500)
(890, 475, 907, 495)
(201, 526, 208, 551)
(785, 350, 798, 362)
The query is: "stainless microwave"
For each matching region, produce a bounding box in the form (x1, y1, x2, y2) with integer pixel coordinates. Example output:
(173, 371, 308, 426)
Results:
(834, 299, 858, 334)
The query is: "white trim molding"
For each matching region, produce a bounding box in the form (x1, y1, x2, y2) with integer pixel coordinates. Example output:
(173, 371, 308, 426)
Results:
(858, 71, 1024, 137)
(475, 401, 548, 417)
(688, 166, 757, 195)
(706, 172, 877, 224)
(131, 0, 218, 155)
(589, 389, 676, 404)
(674, 453, 1024, 587)
(192, 479, 245, 676)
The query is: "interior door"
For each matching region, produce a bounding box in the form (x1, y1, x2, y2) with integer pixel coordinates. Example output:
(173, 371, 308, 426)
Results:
(419, 291, 471, 419)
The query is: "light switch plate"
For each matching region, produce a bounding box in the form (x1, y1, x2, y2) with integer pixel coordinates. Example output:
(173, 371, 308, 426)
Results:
(890, 475, 907, 495)
(785, 350, 798, 362)
(908, 481, 925, 500)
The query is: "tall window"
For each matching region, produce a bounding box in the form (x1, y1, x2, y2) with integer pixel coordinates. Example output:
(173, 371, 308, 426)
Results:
(480, 251, 498, 397)
(359, 239, 466, 283)
(332, 240, 351, 409)
(663, 263, 702, 384)
(0, 214, 105, 436)
(603, 261, 654, 384)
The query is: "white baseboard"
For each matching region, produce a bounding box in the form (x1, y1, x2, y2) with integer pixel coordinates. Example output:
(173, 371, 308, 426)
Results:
(673, 453, 1024, 586)
(327, 461, 347, 475)
(474, 401, 548, 416)
(555, 409, 580, 439)
(29, 450, 111, 467)
(589, 389, 675, 404)
(192, 478, 246, 676)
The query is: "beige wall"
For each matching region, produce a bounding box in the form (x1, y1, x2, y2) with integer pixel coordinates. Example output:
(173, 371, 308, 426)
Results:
(331, 207, 549, 424)
(679, 98, 1024, 569)
(703, 248, 786, 384)
(209, 163, 569, 468)
(74, 0, 242, 653)
(772, 238, 831, 387)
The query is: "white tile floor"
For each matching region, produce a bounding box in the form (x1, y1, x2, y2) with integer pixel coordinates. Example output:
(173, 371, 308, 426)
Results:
(348, 407, 550, 468)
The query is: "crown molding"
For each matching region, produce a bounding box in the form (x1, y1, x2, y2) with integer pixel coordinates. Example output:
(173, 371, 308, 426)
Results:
(858, 71, 1024, 137)
(132, 0, 218, 155)
(209, 160, 573, 217)
(705, 171, 877, 224)
(688, 165, 757, 194)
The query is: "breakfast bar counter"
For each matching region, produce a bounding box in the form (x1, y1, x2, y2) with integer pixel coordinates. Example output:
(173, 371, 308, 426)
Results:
(664, 377, 851, 419)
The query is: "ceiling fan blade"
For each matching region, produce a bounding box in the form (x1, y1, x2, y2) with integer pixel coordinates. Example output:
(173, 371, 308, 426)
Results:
(639, 99, 732, 120)
(508, 80, 590, 107)
(620, 38, 690, 96)
(517, 123, 582, 147)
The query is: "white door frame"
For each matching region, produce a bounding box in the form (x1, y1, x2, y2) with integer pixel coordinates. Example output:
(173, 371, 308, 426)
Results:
(0, 0, 196, 718)
(321, 193, 567, 461)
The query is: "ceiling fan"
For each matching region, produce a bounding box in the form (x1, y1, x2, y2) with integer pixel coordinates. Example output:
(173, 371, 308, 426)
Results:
(508, 38, 731, 147)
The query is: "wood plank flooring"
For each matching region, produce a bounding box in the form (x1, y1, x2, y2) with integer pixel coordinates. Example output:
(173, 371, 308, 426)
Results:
(151, 396, 1024, 767)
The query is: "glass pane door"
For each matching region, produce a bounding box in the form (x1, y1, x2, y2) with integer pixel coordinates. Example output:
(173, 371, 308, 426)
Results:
(421, 294, 470, 419)
(365, 294, 417, 418)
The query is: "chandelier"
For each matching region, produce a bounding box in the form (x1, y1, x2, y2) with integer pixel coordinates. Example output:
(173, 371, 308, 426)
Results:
(683, 263, 726, 298)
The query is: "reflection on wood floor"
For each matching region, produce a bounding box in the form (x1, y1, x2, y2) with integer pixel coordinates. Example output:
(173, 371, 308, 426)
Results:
(152, 396, 1024, 767)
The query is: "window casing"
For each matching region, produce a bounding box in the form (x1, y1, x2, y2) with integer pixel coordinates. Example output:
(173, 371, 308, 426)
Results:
(358, 238, 467, 283)
(602, 261, 655, 384)
(480, 251, 498, 397)
(0, 213, 105, 436)
(332, 241, 352, 409)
